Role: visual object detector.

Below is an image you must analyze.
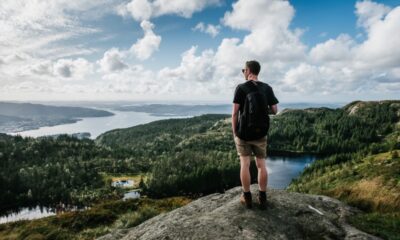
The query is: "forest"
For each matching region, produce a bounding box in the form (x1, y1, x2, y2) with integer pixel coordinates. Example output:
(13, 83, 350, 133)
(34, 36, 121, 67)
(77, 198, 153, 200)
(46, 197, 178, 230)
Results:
(1, 101, 399, 213)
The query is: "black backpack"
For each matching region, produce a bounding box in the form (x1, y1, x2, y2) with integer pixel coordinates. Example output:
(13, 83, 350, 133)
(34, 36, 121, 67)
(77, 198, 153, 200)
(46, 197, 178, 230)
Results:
(237, 81, 270, 141)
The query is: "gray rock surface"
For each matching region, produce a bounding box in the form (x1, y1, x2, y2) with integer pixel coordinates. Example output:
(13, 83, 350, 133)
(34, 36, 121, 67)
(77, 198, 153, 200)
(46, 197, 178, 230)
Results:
(98, 184, 380, 240)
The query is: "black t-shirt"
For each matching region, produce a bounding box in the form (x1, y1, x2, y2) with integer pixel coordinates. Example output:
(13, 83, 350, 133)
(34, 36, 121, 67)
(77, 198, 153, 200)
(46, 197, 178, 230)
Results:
(233, 80, 279, 114)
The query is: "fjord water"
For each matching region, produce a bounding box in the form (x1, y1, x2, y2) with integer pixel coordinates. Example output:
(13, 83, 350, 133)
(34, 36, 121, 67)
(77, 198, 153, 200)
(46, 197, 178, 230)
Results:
(7, 102, 343, 139)
(8, 109, 185, 139)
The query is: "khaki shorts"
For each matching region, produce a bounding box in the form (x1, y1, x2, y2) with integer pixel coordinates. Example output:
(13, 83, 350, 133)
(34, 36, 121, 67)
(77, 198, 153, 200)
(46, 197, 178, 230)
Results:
(234, 135, 268, 158)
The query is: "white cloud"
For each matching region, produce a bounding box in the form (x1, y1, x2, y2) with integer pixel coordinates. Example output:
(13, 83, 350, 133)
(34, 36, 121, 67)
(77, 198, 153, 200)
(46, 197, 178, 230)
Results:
(159, 46, 215, 82)
(223, 0, 292, 30)
(2, 0, 399, 102)
(355, 4, 400, 69)
(30, 60, 54, 76)
(310, 34, 355, 63)
(193, 22, 221, 38)
(0, 0, 120, 58)
(303, 0, 400, 94)
(154, 0, 400, 101)
(355, 0, 391, 29)
(53, 58, 93, 79)
(100, 64, 159, 94)
(118, 0, 221, 61)
(117, 0, 221, 21)
(118, 0, 153, 21)
(98, 48, 128, 72)
(130, 20, 162, 60)
(221, 0, 306, 62)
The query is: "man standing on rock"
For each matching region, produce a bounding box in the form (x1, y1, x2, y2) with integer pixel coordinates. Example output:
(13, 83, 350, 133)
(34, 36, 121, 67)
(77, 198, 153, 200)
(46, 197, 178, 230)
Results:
(232, 60, 279, 209)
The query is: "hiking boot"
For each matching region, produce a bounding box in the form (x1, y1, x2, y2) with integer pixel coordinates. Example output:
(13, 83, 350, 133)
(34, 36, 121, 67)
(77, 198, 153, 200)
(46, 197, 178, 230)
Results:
(240, 192, 252, 209)
(257, 191, 267, 210)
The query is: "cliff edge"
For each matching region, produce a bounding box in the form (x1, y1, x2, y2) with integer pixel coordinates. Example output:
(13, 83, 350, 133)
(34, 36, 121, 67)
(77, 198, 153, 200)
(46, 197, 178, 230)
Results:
(97, 184, 380, 240)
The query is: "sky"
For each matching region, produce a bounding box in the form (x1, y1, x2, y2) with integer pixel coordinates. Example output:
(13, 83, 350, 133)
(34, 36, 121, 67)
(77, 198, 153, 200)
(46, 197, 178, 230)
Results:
(0, 0, 399, 103)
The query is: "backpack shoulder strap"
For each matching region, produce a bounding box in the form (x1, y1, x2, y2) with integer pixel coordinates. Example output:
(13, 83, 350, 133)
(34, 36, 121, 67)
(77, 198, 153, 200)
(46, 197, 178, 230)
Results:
(240, 84, 251, 96)
(240, 81, 260, 96)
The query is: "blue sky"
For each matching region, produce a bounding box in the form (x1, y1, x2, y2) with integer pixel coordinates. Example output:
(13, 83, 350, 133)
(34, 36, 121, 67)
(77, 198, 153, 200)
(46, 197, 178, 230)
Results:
(0, 0, 399, 103)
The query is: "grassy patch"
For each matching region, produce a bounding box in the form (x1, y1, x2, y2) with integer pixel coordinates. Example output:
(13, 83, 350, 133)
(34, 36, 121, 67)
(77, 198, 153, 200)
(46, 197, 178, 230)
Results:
(100, 172, 147, 189)
(349, 212, 400, 240)
(288, 151, 400, 239)
(0, 197, 191, 240)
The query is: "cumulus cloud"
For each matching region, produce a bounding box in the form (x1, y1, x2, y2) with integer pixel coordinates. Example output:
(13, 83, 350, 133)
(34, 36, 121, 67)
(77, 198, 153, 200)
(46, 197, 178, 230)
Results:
(355, 0, 391, 29)
(302, 0, 400, 94)
(193, 22, 221, 38)
(117, 0, 153, 21)
(130, 20, 162, 60)
(2, 0, 399, 101)
(159, 46, 215, 82)
(100, 64, 159, 95)
(117, 0, 221, 61)
(98, 48, 128, 72)
(310, 34, 355, 63)
(117, 0, 221, 21)
(355, 3, 400, 69)
(221, 0, 306, 62)
(53, 58, 93, 79)
(153, 0, 400, 100)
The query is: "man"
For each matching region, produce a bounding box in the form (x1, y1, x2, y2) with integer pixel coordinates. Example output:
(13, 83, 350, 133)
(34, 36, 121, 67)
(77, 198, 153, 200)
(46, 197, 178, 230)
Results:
(232, 60, 279, 209)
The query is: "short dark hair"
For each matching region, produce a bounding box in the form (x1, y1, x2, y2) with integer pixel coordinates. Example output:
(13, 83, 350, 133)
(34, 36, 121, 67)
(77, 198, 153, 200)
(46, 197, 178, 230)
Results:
(245, 60, 261, 75)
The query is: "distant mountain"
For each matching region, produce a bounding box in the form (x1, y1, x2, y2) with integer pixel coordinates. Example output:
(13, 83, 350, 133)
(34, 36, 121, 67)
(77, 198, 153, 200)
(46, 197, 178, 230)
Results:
(0, 102, 113, 120)
(0, 114, 30, 124)
(113, 102, 344, 116)
(0, 102, 114, 133)
(114, 104, 232, 116)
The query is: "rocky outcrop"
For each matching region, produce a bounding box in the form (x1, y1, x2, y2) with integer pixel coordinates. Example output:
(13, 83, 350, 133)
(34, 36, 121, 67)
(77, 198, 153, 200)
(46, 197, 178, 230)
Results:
(98, 184, 380, 240)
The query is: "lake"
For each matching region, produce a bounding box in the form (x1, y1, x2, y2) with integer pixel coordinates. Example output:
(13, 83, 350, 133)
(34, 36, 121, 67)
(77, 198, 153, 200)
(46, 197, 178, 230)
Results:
(266, 155, 315, 189)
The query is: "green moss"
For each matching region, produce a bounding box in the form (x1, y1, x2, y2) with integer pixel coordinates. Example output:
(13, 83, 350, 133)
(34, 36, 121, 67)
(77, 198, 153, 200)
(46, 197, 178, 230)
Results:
(349, 213, 400, 240)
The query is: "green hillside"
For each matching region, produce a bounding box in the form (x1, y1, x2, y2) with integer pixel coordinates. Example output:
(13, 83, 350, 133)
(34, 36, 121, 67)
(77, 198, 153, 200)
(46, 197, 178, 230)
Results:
(285, 101, 400, 240)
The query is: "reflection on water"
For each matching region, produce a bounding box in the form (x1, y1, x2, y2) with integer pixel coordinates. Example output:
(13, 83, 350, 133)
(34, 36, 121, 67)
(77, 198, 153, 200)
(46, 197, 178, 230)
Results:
(0, 206, 55, 224)
(266, 155, 315, 189)
(0, 205, 89, 224)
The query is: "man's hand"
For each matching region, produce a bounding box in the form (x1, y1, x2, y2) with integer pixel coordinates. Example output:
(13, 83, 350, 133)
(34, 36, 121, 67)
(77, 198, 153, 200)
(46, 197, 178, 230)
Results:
(268, 104, 278, 115)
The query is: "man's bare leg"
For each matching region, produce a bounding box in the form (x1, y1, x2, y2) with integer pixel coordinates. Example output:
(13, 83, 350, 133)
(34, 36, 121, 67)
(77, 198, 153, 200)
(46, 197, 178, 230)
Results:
(239, 155, 251, 192)
(256, 157, 268, 191)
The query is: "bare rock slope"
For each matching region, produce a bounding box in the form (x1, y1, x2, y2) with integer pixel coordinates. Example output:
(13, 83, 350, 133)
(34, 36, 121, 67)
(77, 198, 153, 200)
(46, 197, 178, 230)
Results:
(98, 184, 380, 240)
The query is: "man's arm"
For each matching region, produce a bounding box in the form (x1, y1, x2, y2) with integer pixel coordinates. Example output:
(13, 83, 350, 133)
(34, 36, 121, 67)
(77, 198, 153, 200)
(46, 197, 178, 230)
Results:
(232, 103, 240, 136)
(268, 104, 278, 115)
